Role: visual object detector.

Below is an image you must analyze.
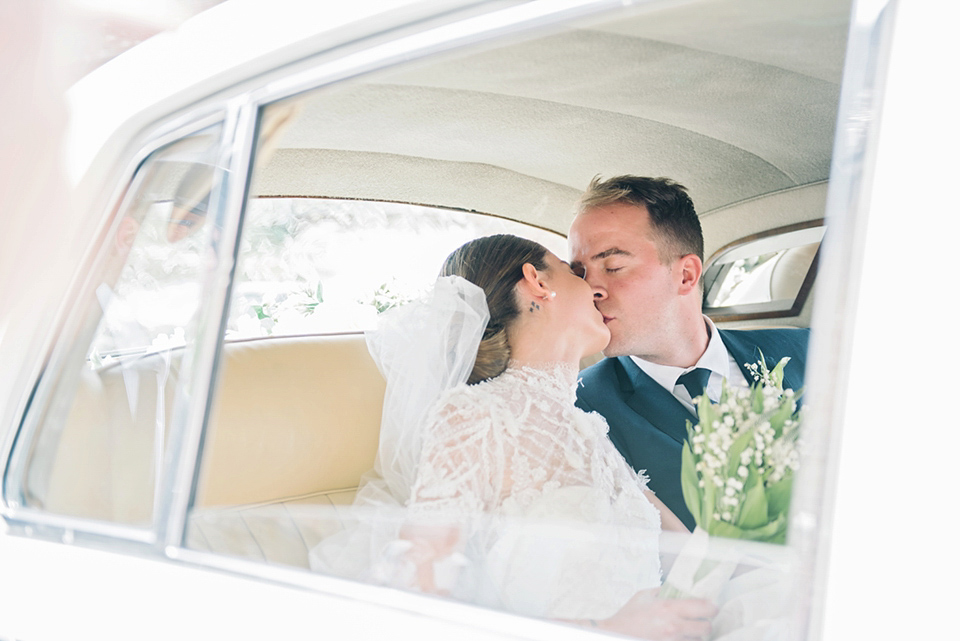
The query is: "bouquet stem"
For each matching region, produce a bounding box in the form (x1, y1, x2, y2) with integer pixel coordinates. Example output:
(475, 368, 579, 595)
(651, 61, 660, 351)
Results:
(660, 527, 738, 603)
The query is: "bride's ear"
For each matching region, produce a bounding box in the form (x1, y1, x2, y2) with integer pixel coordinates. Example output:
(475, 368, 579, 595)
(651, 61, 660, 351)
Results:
(519, 262, 549, 298)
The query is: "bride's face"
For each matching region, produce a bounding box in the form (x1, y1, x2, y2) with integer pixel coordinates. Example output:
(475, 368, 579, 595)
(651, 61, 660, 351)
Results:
(541, 251, 610, 356)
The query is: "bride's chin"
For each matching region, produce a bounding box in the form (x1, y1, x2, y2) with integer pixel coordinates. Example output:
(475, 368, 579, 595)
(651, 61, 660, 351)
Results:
(588, 327, 611, 356)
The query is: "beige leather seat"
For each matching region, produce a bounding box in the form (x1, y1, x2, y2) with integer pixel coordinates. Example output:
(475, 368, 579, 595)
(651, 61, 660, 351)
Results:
(196, 333, 384, 508)
(35, 332, 386, 568)
(188, 333, 386, 567)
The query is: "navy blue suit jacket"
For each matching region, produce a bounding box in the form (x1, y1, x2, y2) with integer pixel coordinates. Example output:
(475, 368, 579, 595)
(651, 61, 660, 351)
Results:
(575, 328, 810, 531)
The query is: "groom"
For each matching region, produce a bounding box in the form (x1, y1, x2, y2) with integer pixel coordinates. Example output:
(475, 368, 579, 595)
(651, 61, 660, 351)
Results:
(569, 175, 809, 531)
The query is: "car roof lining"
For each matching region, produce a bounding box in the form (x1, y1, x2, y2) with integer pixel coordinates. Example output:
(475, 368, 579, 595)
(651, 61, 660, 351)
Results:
(250, 0, 850, 243)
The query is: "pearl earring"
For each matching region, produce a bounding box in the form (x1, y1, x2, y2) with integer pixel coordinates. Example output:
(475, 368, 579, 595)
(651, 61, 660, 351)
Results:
(542, 290, 556, 301)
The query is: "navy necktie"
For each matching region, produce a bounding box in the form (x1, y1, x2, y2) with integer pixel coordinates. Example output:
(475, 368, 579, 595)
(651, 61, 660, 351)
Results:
(677, 367, 712, 402)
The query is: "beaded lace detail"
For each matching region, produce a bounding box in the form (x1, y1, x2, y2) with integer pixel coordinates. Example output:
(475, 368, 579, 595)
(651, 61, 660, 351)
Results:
(411, 363, 653, 517)
(407, 362, 662, 619)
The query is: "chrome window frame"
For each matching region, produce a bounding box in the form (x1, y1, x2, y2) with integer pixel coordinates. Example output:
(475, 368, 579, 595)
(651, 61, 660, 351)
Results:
(789, 1, 898, 639)
(0, 107, 236, 547)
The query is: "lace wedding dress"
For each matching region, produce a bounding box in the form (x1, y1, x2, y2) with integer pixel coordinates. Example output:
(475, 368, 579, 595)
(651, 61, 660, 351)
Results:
(309, 277, 661, 621)
(408, 363, 662, 619)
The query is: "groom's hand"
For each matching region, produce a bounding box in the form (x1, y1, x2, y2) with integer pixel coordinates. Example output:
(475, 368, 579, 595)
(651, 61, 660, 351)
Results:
(599, 587, 717, 640)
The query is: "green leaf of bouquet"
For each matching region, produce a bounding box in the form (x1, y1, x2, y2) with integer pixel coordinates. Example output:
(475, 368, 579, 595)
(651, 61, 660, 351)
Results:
(708, 520, 746, 539)
(709, 511, 788, 543)
(770, 356, 790, 389)
(697, 398, 717, 432)
(718, 381, 730, 405)
(681, 442, 702, 527)
(725, 427, 755, 480)
(768, 400, 796, 438)
(744, 513, 787, 542)
(737, 481, 769, 530)
(768, 523, 788, 545)
(713, 513, 785, 542)
(751, 384, 765, 414)
(702, 477, 716, 528)
(766, 476, 794, 518)
(742, 467, 762, 517)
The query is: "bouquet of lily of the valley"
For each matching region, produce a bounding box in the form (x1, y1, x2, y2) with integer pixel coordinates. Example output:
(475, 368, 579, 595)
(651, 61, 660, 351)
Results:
(681, 355, 801, 544)
(661, 355, 802, 602)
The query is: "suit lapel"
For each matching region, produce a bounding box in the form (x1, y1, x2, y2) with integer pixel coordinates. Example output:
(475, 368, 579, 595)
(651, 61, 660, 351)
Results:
(615, 357, 697, 445)
(719, 330, 803, 391)
(721, 332, 760, 383)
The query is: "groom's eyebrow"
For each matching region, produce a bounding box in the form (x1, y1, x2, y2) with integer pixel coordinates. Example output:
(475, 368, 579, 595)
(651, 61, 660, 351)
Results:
(592, 247, 631, 260)
(571, 248, 630, 273)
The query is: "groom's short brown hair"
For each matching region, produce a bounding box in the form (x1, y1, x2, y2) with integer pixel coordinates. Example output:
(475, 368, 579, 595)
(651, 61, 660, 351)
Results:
(578, 175, 703, 264)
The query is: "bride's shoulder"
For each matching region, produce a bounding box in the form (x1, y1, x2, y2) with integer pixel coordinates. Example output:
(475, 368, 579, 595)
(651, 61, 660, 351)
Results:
(432, 380, 500, 415)
(424, 380, 505, 433)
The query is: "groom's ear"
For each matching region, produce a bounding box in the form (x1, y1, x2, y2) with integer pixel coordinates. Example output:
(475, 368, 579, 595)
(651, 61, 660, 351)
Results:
(677, 254, 703, 295)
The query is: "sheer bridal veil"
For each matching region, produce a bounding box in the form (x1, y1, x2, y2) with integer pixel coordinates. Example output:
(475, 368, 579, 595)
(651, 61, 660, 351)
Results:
(360, 275, 489, 509)
(309, 276, 489, 580)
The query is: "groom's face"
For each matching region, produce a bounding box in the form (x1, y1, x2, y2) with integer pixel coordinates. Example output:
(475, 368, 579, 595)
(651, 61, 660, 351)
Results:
(569, 202, 685, 362)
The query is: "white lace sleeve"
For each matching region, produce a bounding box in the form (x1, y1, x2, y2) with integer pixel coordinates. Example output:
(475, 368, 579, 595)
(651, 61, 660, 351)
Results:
(407, 388, 500, 518)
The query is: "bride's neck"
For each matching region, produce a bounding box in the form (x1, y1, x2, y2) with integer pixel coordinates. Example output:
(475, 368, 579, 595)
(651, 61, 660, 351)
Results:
(506, 357, 580, 381)
(507, 323, 584, 371)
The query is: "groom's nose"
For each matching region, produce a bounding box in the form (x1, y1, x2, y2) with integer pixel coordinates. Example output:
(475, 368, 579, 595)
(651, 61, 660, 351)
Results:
(592, 284, 606, 300)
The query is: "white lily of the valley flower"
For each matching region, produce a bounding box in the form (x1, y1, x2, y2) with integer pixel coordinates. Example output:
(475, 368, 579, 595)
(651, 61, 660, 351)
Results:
(677, 354, 802, 544)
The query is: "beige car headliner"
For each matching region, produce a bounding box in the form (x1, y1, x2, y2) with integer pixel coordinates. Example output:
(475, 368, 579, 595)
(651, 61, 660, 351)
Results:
(255, 0, 850, 253)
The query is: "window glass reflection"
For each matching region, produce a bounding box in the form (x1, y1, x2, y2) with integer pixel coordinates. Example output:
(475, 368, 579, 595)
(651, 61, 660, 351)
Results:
(20, 123, 224, 526)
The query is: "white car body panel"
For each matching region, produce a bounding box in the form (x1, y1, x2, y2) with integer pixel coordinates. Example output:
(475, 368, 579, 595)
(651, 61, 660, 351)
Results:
(1, 0, 957, 639)
(817, 0, 960, 637)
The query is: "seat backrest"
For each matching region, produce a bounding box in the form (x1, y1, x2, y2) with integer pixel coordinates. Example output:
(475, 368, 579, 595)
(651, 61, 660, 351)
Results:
(38, 332, 386, 527)
(189, 333, 387, 567)
(196, 333, 386, 507)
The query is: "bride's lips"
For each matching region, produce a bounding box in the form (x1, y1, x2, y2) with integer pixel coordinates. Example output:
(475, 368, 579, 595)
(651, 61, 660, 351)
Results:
(591, 304, 611, 324)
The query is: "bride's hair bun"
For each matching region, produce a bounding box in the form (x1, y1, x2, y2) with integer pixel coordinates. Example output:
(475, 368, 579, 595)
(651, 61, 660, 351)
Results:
(441, 234, 549, 384)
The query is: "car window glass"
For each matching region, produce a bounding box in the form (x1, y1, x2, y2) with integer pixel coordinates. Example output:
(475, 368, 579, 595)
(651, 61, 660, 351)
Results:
(182, 0, 850, 631)
(703, 223, 823, 321)
(226, 197, 567, 339)
(15, 123, 224, 527)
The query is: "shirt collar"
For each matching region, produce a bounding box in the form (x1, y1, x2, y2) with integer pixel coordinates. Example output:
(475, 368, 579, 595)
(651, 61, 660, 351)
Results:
(629, 316, 730, 392)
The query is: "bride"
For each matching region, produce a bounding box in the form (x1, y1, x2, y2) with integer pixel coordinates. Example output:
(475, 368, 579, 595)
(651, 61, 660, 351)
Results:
(311, 234, 714, 639)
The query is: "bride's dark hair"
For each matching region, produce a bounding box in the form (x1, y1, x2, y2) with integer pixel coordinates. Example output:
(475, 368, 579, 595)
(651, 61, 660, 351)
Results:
(441, 234, 549, 384)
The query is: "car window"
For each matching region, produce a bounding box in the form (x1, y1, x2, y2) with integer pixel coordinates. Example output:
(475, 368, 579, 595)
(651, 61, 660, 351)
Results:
(703, 222, 823, 321)
(226, 197, 567, 339)
(0, 0, 860, 634)
(10, 122, 226, 527)
(178, 0, 850, 628)
(186, 86, 580, 596)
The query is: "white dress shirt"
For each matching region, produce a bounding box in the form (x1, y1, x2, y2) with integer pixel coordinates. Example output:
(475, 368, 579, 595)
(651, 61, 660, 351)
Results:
(630, 316, 749, 414)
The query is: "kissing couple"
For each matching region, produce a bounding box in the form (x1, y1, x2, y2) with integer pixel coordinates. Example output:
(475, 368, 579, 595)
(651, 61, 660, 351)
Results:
(311, 176, 809, 639)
